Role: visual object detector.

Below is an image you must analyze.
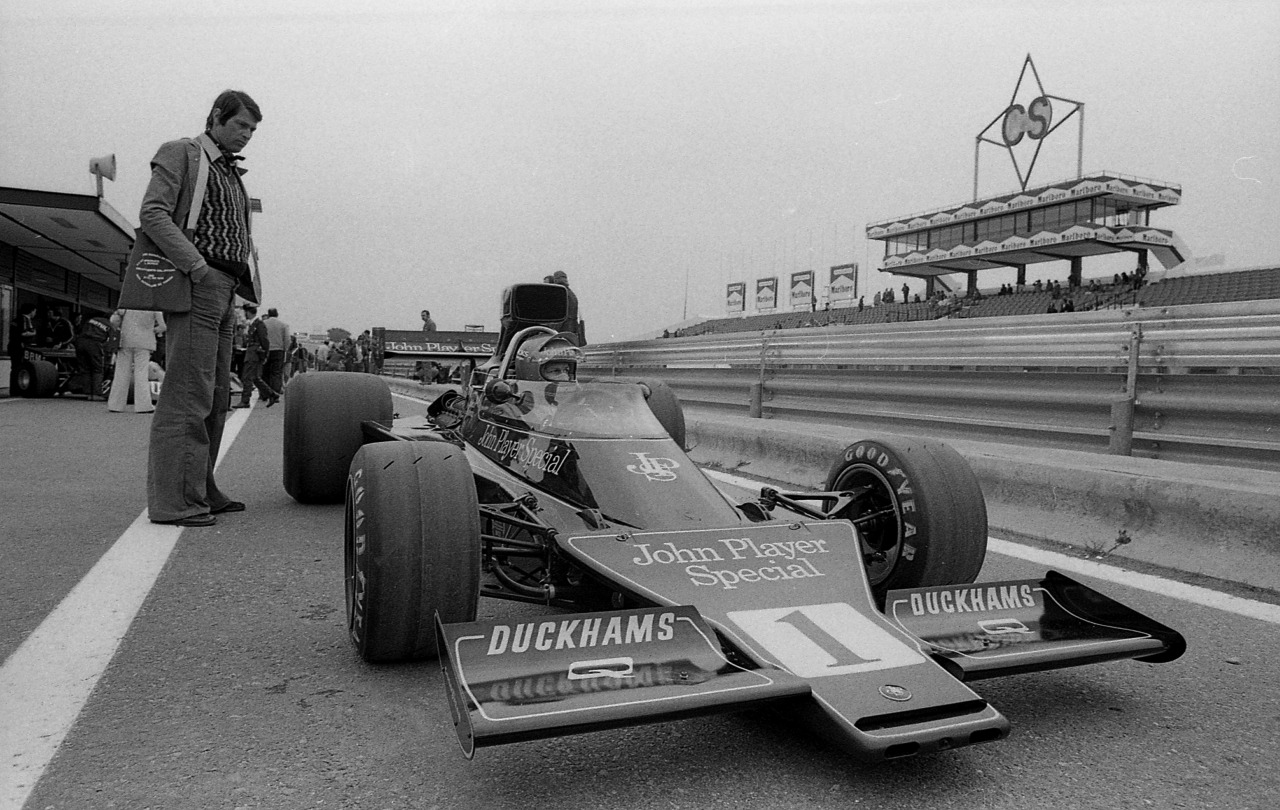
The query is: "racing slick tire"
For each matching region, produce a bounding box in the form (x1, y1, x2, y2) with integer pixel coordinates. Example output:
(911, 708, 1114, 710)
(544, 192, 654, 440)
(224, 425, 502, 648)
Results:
(345, 441, 481, 663)
(15, 359, 58, 397)
(824, 435, 987, 602)
(283, 372, 393, 504)
(589, 376, 687, 449)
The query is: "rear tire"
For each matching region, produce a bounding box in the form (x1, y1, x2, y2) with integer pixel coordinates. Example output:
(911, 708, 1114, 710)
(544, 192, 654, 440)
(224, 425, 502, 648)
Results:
(345, 441, 481, 663)
(283, 372, 392, 503)
(16, 360, 58, 397)
(824, 435, 987, 601)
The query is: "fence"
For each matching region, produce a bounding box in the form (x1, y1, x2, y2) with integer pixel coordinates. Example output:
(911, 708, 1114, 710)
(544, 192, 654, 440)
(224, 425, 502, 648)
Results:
(580, 300, 1280, 471)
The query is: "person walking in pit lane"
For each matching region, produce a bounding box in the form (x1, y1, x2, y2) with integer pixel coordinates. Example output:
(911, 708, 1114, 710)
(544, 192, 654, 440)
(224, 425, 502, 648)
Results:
(142, 89, 264, 527)
(235, 303, 276, 408)
(107, 308, 165, 413)
(261, 307, 290, 402)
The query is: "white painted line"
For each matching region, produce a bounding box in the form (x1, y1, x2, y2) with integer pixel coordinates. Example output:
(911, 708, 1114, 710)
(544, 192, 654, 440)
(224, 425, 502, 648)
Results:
(704, 468, 1280, 626)
(0, 406, 252, 809)
(987, 538, 1280, 625)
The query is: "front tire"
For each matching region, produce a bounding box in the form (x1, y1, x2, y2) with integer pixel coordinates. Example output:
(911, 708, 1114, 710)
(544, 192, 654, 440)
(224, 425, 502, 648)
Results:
(824, 436, 987, 601)
(283, 372, 392, 503)
(345, 441, 481, 663)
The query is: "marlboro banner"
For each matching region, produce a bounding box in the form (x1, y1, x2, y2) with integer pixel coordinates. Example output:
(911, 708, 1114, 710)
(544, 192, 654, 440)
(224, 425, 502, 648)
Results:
(726, 282, 746, 315)
(790, 270, 814, 310)
(829, 263, 858, 305)
(755, 277, 778, 311)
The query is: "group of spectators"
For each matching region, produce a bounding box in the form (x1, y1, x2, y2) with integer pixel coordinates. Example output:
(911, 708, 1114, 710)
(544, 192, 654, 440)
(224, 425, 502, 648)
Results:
(314, 333, 374, 374)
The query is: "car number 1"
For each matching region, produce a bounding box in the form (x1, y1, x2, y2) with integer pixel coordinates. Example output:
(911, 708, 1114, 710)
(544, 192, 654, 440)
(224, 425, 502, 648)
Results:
(727, 603, 926, 679)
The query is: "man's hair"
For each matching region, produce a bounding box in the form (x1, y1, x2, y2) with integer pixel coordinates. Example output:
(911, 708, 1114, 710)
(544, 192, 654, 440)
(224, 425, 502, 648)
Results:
(206, 90, 262, 130)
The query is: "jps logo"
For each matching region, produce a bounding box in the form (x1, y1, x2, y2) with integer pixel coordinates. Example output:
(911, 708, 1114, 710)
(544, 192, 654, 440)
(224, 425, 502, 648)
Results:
(626, 453, 679, 482)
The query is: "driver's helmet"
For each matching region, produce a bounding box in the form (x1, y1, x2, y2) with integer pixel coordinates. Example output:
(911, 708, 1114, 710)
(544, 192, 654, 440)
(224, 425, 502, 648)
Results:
(513, 332, 582, 382)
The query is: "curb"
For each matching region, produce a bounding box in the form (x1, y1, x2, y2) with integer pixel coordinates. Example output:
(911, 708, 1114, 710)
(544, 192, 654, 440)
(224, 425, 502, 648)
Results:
(684, 412, 1280, 593)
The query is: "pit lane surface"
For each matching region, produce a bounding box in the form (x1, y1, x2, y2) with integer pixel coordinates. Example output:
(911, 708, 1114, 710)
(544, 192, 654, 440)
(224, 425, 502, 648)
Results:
(2, 392, 1278, 810)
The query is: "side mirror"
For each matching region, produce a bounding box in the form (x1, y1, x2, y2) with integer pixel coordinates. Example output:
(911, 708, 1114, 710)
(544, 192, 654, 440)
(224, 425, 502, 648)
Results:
(485, 379, 517, 403)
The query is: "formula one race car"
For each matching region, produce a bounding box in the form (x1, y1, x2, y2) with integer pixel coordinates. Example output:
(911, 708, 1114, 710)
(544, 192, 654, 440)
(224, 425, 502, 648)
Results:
(11, 345, 112, 399)
(282, 283, 1184, 763)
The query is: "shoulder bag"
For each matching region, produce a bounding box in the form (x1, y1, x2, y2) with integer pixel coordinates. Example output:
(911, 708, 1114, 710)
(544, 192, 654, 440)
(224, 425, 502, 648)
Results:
(117, 229, 192, 313)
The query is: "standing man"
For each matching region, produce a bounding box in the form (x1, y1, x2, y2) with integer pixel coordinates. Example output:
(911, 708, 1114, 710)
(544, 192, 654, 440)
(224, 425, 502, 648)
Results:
(420, 309, 436, 332)
(234, 303, 273, 408)
(107, 308, 165, 413)
(262, 307, 290, 403)
(142, 89, 263, 527)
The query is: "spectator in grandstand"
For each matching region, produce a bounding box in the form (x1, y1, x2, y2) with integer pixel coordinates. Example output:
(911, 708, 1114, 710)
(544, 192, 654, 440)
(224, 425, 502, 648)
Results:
(108, 309, 165, 413)
(873, 291, 882, 307)
(902, 283, 909, 303)
(421, 309, 437, 332)
(1033, 279, 1044, 293)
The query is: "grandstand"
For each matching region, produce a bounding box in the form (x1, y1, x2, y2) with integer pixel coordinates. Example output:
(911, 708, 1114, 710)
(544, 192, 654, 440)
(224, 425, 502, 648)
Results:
(672, 265, 1280, 337)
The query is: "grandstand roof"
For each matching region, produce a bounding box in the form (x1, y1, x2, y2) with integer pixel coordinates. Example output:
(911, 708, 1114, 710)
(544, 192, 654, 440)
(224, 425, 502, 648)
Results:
(866, 170, 1181, 237)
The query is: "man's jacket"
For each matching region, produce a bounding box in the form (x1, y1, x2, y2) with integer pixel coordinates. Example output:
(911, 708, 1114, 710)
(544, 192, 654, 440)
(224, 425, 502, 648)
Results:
(139, 132, 262, 305)
(245, 318, 269, 356)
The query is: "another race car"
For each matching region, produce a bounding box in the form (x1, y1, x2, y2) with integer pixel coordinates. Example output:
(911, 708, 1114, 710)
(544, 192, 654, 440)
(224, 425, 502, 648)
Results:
(282, 282, 1184, 763)
(11, 345, 111, 399)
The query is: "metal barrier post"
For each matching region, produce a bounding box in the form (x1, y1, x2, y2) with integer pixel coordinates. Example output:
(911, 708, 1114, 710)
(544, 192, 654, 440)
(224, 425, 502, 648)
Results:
(1109, 325, 1141, 455)
(1109, 397, 1134, 455)
(749, 382, 763, 418)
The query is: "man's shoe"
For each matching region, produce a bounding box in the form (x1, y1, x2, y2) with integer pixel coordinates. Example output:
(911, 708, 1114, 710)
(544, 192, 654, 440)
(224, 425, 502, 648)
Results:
(233, 402, 250, 409)
(211, 500, 246, 514)
(152, 513, 217, 527)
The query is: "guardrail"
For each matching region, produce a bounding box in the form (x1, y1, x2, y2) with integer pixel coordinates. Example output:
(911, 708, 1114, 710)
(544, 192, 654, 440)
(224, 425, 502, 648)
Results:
(581, 300, 1280, 471)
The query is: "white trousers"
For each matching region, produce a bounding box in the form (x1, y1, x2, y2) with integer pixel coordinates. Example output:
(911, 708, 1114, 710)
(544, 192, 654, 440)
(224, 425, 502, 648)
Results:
(107, 347, 154, 413)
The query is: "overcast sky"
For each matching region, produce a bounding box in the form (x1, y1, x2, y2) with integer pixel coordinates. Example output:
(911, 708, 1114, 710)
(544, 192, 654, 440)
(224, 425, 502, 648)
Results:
(2, 0, 1277, 340)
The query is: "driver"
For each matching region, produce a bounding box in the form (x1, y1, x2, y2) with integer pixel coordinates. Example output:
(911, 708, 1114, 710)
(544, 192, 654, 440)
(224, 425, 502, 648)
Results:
(512, 333, 582, 383)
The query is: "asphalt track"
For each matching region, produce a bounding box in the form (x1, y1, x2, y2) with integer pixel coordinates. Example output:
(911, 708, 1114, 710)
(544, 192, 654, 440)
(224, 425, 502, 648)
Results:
(1, 388, 1278, 810)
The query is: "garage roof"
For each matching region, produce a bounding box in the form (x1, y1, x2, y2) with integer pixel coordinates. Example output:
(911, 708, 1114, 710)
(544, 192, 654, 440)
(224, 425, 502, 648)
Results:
(0, 186, 135, 290)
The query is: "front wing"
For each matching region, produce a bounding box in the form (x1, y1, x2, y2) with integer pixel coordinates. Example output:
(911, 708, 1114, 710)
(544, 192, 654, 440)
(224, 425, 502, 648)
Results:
(438, 522, 1184, 761)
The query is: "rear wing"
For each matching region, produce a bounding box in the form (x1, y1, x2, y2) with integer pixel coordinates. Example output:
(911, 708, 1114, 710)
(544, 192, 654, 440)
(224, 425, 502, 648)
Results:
(371, 328, 498, 371)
